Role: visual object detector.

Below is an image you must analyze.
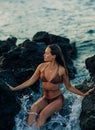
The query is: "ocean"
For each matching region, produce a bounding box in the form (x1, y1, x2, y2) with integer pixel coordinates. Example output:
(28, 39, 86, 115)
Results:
(0, 0, 95, 130)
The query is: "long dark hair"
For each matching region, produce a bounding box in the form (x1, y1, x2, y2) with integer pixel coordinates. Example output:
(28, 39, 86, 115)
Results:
(48, 44, 68, 74)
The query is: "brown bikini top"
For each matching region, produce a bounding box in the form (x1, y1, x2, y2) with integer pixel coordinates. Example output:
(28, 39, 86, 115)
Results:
(40, 64, 63, 84)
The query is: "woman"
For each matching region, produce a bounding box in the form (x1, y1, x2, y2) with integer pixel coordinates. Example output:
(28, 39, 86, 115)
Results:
(9, 44, 94, 128)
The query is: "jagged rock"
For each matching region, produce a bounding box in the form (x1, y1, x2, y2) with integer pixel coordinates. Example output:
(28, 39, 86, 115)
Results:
(79, 91, 95, 130)
(0, 80, 20, 130)
(0, 37, 17, 57)
(75, 78, 95, 130)
(85, 55, 95, 77)
(0, 31, 78, 130)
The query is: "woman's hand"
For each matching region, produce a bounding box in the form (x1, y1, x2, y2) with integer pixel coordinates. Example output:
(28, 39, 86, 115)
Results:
(84, 87, 94, 97)
(9, 85, 15, 91)
(5, 82, 15, 91)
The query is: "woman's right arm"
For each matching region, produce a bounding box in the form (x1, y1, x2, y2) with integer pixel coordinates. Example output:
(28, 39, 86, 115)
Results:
(9, 64, 42, 91)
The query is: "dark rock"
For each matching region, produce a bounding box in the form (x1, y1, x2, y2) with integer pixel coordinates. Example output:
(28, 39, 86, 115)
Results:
(6, 37, 17, 49)
(0, 80, 20, 130)
(32, 31, 70, 45)
(75, 79, 95, 130)
(85, 55, 95, 77)
(0, 37, 17, 57)
(87, 30, 95, 34)
(48, 33, 70, 45)
(80, 92, 95, 130)
(32, 31, 50, 44)
(70, 42, 77, 59)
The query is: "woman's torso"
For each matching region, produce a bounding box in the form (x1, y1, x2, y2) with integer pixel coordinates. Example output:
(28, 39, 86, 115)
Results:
(39, 63, 63, 99)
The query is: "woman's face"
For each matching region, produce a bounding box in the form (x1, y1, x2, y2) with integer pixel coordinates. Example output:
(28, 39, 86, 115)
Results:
(44, 47, 56, 62)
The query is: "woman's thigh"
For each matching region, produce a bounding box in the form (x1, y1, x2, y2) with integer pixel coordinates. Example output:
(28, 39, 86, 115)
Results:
(39, 95, 64, 118)
(30, 96, 48, 113)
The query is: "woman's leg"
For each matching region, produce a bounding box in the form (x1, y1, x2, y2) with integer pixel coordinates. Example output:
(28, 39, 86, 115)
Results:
(27, 96, 48, 126)
(36, 95, 64, 128)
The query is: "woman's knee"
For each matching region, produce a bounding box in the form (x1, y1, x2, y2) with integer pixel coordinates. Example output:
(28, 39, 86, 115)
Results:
(36, 111, 47, 128)
(38, 110, 47, 121)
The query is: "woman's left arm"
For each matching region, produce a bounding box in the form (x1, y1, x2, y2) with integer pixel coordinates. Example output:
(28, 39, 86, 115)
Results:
(62, 69, 94, 97)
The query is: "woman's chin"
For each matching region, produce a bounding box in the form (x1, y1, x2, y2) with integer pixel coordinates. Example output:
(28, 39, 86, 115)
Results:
(44, 59, 47, 62)
(44, 60, 49, 62)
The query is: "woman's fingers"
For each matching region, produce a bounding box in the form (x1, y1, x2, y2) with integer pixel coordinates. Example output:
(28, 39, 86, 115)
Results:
(9, 86, 13, 90)
(88, 87, 94, 93)
(85, 87, 94, 96)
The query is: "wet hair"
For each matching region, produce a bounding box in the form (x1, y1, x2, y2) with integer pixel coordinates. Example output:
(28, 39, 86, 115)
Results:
(48, 44, 68, 74)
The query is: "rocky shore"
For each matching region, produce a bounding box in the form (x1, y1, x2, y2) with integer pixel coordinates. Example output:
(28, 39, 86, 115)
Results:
(0, 31, 95, 130)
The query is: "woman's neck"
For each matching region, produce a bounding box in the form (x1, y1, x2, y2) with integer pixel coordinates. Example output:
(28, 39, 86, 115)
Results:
(48, 61, 58, 69)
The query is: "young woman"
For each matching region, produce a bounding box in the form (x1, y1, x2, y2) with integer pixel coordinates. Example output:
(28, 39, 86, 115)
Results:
(9, 44, 94, 128)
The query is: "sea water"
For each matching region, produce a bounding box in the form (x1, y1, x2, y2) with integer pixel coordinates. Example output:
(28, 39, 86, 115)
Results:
(0, 0, 95, 130)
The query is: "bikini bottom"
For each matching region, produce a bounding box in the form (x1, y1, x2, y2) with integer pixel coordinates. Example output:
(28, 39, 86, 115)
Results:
(45, 94, 64, 106)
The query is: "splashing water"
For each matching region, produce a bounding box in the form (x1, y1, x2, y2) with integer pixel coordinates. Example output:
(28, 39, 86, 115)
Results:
(13, 86, 83, 130)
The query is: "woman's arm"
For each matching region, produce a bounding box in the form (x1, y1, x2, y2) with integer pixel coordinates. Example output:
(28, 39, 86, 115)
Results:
(62, 69, 94, 97)
(9, 64, 42, 91)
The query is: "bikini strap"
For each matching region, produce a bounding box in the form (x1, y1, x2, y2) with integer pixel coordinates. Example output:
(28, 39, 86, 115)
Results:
(41, 63, 48, 73)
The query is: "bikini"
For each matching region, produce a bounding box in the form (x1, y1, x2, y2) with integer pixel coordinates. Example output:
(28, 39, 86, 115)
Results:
(29, 65, 64, 115)
(40, 64, 63, 84)
(40, 64, 64, 105)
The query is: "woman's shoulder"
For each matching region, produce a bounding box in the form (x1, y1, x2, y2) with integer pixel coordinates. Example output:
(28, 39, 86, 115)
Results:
(37, 62, 48, 70)
(59, 65, 66, 75)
